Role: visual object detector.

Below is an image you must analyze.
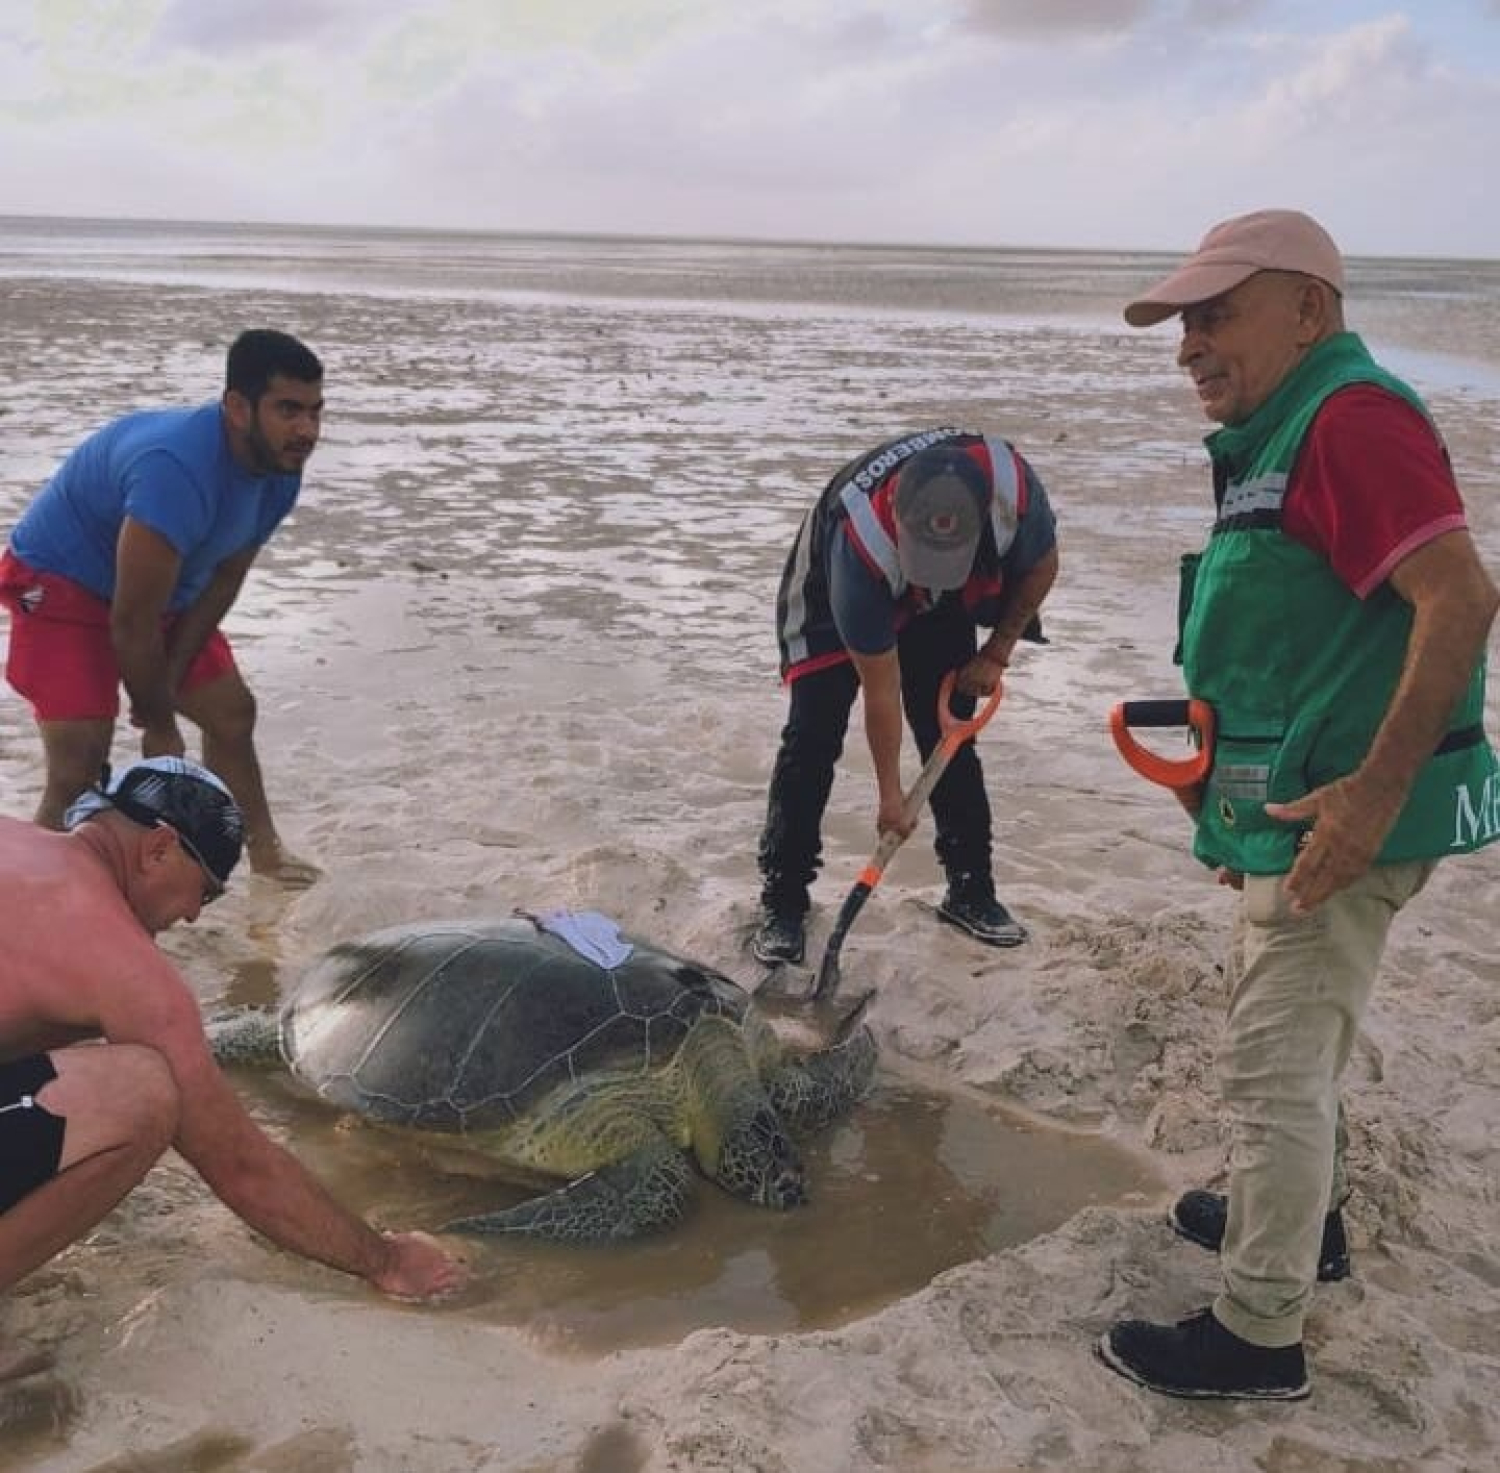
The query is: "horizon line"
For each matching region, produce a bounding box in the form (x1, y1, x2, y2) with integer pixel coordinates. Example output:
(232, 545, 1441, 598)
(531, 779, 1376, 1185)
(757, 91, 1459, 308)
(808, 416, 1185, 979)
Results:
(1, 210, 1494, 270)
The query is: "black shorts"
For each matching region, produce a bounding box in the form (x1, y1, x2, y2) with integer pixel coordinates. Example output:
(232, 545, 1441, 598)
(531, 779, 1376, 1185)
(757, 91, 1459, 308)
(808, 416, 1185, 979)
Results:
(0, 1053, 65, 1214)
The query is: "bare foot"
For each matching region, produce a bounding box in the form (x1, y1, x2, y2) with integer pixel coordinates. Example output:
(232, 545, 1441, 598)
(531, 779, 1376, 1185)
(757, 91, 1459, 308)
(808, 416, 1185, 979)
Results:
(247, 842, 322, 888)
(0, 1338, 54, 1382)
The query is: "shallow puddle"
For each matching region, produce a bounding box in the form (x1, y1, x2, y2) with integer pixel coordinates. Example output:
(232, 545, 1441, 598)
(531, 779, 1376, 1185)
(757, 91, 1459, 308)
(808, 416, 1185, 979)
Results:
(245, 1070, 1162, 1355)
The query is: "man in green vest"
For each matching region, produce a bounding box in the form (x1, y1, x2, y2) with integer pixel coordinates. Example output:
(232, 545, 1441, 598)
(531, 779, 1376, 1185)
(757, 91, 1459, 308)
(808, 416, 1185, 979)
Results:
(1096, 209, 1500, 1401)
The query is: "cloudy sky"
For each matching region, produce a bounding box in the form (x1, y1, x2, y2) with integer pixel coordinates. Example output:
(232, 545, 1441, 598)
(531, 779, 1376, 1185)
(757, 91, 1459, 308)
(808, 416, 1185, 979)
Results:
(1, 0, 1496, 257)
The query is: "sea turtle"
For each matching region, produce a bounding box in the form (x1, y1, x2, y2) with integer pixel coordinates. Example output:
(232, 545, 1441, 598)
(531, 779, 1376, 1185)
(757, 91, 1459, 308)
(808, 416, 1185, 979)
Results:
(209, 914, 876, 1242)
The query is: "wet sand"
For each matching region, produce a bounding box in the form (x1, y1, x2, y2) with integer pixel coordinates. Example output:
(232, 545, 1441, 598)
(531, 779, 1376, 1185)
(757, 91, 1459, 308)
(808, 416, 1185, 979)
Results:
(2, 233, 1498, 1470)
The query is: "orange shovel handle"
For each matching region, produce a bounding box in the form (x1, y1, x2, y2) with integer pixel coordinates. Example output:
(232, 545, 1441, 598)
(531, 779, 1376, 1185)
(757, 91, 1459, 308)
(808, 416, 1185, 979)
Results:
(1109, 698, 1216, 790)
(812, 669, 1005, 1002)
(935, 670, 1005, 758)
(868, 671, 1005, 884)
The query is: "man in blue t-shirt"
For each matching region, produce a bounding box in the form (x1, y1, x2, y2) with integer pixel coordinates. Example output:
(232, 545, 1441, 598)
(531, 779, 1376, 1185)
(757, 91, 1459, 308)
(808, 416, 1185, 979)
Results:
(753, 429, 1059, 964)
(0, 330, 324, 885)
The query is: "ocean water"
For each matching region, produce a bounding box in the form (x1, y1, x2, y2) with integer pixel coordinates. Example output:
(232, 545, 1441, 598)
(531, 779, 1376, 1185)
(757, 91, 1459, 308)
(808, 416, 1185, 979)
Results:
(3, 214, 1499, 350)
(2, 215, 1496, 694)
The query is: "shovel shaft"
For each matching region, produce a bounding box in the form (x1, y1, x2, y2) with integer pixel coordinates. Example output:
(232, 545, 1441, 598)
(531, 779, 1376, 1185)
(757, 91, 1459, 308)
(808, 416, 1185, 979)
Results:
(813, 788, 935, 1002)
(811, 881, 874, 1000)
(898, 745, 954, 829)
(811, 672, 1006, 1002)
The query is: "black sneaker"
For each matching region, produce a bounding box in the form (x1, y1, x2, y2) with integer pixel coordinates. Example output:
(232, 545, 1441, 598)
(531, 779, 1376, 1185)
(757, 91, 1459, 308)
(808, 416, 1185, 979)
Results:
(1096, 1307, 1309, 1401)
(1170, 1189, 1351, 1283)
(752, 906, 806, 965)
(937, 880, 1028, 947)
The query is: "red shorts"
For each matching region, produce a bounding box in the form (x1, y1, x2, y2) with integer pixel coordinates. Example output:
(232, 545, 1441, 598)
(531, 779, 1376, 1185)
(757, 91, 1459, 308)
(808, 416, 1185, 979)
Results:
(0, 548, 236, 721)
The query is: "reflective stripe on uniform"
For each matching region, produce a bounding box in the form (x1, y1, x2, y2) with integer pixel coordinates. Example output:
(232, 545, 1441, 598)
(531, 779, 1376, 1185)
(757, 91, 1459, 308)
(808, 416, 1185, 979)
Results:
(1221, 472, 1288, 521)
(840, 479, 902, 593)
(983, 435, 1022, 556)
(779, 512, 819, 668)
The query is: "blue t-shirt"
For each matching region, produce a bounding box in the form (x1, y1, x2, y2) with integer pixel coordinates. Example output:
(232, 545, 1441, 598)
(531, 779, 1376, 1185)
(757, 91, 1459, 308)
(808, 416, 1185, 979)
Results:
(10, 404, 300, 612)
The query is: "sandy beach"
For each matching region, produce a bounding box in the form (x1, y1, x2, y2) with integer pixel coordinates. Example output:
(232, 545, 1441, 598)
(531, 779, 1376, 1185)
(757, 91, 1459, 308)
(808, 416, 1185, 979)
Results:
(1, 224, 1498, 1471)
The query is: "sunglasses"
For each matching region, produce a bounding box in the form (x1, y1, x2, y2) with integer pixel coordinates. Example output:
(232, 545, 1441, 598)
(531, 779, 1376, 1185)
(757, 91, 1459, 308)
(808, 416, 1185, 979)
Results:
(169, 825, 227, 907)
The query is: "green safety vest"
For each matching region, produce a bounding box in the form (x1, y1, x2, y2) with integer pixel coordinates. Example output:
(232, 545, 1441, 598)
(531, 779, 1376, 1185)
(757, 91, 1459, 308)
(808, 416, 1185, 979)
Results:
(1178, 332, 1499, 875)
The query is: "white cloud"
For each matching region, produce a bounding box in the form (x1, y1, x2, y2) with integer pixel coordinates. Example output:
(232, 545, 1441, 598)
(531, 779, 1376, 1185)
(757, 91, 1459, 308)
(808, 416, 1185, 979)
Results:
(1241, 15, 1427, 135)
(0, 1, 1495, 255)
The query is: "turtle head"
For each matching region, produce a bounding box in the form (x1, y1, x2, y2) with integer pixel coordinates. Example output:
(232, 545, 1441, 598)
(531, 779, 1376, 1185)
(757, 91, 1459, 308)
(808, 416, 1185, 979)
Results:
(714, 1102, 807, 1210)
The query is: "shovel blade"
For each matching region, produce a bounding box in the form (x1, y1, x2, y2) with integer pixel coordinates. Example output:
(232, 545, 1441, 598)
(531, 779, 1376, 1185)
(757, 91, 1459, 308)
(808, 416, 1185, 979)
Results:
(811, 945, 842, 1001)
(810, 880, 874, 1002)
(752, 968, 876, 1041)
(751, 881, 874, 1014)
(753, 961, 817, 1002)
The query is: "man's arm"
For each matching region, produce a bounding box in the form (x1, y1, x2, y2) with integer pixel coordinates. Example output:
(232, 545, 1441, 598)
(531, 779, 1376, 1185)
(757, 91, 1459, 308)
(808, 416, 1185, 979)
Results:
(961, 544, 1059, 695)
(162, 544, 257, 688)
(848, 648, 914, 838)
(828, 528, 915, 838)
(170, 1040, 405, 1286)
(1268, 528, 1500, 910)
(112, 519, 187, 756)
(96, 949, 463, 1299)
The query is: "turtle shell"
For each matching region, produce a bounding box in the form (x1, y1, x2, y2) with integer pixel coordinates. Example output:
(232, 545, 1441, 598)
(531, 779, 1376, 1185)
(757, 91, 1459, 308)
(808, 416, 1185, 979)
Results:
(280, 917, 749, 1132)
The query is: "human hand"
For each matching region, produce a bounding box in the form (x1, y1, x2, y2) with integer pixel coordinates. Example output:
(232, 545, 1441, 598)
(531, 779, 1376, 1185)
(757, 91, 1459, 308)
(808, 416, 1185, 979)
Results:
(955, 650, 1006, 697)
(371, 1231, 469, 1302)
(876, 791, 917, 840)
(138, 721, 187, 758)
(1265, 774, 1404, 913)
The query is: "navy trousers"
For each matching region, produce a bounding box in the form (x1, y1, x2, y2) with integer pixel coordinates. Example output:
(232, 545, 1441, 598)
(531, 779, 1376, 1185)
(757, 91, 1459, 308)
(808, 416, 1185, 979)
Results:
(757, 598, 993, 910)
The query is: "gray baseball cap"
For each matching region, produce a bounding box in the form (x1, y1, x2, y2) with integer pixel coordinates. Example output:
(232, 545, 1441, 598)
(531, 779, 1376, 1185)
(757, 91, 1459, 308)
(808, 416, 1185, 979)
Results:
(892, 445, 990, 591)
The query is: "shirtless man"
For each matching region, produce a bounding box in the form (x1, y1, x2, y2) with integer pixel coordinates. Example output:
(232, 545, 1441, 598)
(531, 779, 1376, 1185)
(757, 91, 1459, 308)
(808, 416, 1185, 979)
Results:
(0, 756, 466, 1378)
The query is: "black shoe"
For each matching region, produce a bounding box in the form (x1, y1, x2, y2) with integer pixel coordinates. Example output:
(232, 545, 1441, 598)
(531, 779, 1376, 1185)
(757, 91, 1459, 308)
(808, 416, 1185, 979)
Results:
(1170, 1189, 1351, 1283)
(1096, 1307, 1309, 1401)
(937, 879, 1028, 947)
(752, 905, 806, 965)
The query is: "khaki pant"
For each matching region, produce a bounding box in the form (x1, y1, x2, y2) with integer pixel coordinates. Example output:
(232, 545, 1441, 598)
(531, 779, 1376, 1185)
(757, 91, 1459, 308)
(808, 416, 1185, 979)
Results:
(1212, 860, 1434, 1348)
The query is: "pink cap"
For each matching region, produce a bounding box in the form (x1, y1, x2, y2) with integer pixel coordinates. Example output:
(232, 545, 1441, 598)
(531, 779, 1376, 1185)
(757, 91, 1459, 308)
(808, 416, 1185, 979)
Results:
(1124, 209, 1344, 327)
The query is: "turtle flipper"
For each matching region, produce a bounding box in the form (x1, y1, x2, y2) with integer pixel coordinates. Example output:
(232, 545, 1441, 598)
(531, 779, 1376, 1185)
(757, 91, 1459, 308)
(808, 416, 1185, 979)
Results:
(205, 1007, 282, 1067)
(441, 1139, 693, 1242)
(764, 1019, 877, 1133)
